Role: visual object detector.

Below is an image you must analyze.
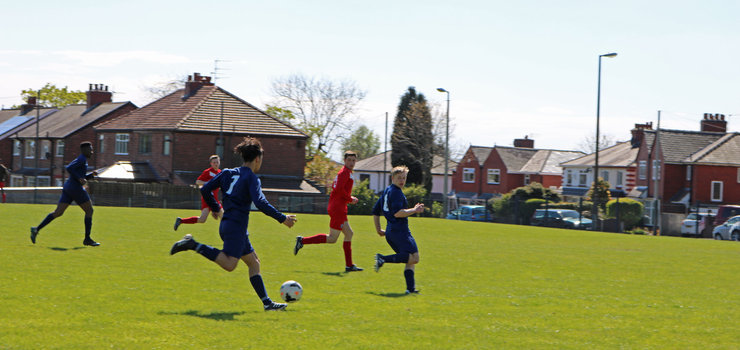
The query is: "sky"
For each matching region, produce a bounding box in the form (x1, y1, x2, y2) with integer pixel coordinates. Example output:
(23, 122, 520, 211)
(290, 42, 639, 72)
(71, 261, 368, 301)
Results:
(1, 0, 739, 160)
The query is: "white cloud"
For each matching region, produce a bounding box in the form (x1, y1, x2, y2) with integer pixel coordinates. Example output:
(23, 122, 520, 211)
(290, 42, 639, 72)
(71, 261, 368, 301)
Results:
(51, 50, 191, 67)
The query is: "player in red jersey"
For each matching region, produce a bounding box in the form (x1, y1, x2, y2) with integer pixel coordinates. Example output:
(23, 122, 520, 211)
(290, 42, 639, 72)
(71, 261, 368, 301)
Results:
(174, 155, 224, 230)
(294, 151, 363, 272)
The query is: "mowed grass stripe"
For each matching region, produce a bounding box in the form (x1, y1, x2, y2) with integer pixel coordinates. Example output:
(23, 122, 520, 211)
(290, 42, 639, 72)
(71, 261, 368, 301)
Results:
(1, 204, 738, 349)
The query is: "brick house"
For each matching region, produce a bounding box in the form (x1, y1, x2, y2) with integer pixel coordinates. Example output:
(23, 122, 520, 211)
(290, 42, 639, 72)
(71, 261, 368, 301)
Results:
(9, 86, 136, 187)
(93, 73, 319, 211)
(0, 98, 57, 182)
(634, 113, 739, 208)
(451, 137, 584, 203)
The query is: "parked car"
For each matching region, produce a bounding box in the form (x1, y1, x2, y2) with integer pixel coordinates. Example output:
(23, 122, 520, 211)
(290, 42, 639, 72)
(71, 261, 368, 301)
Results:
(712, 215, 740, 241)
(713, 205, 740, 226)
(531, 209, 592, 230)
(680, 213, 708, 237)
(446, 205, 492, 222)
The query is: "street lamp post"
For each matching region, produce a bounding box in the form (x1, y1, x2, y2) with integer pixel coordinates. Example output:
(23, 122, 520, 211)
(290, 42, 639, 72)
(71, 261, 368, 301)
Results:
(593, 52, 617, 229)
(437, 88, 450, 217)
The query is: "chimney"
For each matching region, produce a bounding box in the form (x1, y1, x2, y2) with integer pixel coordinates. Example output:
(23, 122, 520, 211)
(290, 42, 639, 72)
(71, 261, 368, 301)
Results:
(513, 135, 534, 148)
(86, 84, 113, 109)
(700, 113, 727, 133)
(19, 96, 37, 115)
(183, 72, 214, 99)
(630, 122, 653, 147)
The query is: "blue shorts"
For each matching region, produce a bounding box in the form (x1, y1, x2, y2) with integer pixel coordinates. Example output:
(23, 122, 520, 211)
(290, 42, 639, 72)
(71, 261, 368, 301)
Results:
(219, 218, 254, 258)
(385, 229, 418, 255)
(59, 187, 91, 205)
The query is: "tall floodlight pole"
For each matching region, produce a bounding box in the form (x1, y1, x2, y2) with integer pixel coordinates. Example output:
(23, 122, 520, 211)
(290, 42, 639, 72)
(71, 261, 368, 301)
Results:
(34, 90, 40, 204)
(437, 88, 450, 216)
(593, 52, 617, 230)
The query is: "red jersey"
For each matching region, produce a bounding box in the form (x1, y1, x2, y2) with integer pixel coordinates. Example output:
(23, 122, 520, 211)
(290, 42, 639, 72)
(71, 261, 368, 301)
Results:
(198, 167, 221, 201)
(328, 166, 353, 213)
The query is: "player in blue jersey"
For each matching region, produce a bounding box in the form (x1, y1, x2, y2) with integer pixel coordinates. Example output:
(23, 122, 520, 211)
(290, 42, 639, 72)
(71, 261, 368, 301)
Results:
(372, 165, 424, 294)
(169, 136, 297, 311)
(31, 141, 100, 246)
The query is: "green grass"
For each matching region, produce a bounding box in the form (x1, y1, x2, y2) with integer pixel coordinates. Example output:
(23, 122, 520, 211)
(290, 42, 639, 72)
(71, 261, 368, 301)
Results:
(1, 203, 739, 349)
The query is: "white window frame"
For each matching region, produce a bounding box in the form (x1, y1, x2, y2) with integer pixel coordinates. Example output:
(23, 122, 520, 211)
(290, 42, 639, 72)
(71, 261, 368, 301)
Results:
(578, 171, 587, 187)
(737, 168, 740, 183)
(10, 175, 23, 187)
(24, 140, 35, 159)
(487, 169, 500, 184)
(13, 140, 21, 156)
(638, 160, 647, 180)
(687, 165, 692, 181)
(652, 159, 661, 180)
(98, 134, 105, 154)
(462, 168, 475, 183)
(616, 171, 623, 187)
(115, 133, 130, 155)
(711, 181, 723, 202)
(40, 140, 50, 160)
(524, 174, 530, 185)
(601, 170, 609, 183)
(565, 170, 573, 186)
(56, 140, 65, 157)
(36, 176, 50, 187)
(163, 135, 171, 155)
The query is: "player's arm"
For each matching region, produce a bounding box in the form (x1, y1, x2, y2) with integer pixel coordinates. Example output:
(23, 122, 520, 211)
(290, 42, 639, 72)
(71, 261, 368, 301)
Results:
(372, 195, 385, 236)
(394, 203, 424, 218)
(66, 158, 86, 185)
(200, 173, 223, 214)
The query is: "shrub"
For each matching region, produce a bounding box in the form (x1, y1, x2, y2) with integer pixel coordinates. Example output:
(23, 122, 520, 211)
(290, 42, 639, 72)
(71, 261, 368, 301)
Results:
(348, 179, 378, 215)
(605, 198, 644, 229)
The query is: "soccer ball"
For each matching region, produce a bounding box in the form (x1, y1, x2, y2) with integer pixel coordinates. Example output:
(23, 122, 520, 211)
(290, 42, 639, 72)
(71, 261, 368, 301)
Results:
(280, 280, 303, 302)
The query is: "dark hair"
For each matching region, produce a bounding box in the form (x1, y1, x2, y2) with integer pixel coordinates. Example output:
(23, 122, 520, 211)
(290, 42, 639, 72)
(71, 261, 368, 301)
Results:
(344, 150, 357, 159)
(234, 137, 263, 163)
(80, 141, 93, 150)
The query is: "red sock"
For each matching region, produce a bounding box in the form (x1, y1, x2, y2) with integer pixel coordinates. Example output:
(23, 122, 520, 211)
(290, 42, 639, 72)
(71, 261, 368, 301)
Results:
(181, 216, 199, 224)
(343, 241, 353, 267)
(302, 234, 328, 244)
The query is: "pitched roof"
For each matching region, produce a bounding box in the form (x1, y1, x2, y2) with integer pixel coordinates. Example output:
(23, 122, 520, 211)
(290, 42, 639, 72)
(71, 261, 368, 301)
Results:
(519, 149, 585, 174)
(686, 133, 740, 166)
(354, 150, 457, 175)
(495, 146, 539, 172)
(470, 146, 493, 167)
(644, 129, 724, 163)
(95, 85, 306, 138)
(0, 108, 57, 139)
(560, 141, 638, 168)
(15, 103, 132, 138)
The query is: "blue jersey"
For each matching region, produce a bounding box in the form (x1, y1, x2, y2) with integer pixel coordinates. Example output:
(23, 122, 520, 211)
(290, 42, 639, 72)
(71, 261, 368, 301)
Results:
(64, 154, 89, 191)
(372, 184, 410, 233)
(201, 166, 286, 226)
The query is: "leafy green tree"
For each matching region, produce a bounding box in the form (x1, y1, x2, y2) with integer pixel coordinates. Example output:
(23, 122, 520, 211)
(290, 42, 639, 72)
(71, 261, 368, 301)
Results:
(391, 87, 433, 193)
(402, 183, 428, 216)
(587, 178, 611, 213)
(348, 179, 378, 215)
(341, 125, 380, 159)
(18, 83, 86, 108)
(606, 198, 644, 229)
(489, 182, 562, 224)
(305, 152, 341, 190)
(264, 105, 297, 125)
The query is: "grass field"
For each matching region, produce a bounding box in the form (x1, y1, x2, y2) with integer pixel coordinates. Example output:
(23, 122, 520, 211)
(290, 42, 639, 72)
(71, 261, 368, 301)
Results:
(1, 203, 739, 349)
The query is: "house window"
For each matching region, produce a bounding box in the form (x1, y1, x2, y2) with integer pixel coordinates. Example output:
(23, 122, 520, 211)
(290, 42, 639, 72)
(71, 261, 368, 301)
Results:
(524, 174, 530, 185)
(10, 175, 23, 187)
(25, 140, 35, 159)
(711, 181, 723, 202)
(601, 170, 609, 182)
(40, 140, 50, 159)
(616, 171, 623, 187)
(687, 166, 692, 181)
(639, 161, 647, 180)
(359, 173, 370, 185)
(115, 134, 129, 155)
(578, 170, 587, 187)
(13, 140, 21, 156)
(652, 160, 661, 180)
(56, 140, 65, 157)
(737, 167, 740, 183)
(462, 168, 475, 183)
(55, 178, 63, 186)
(163, 135, 171, 155)
(98, 134, 105, 153)
(139, 134, 152, 154)
(566, 170, 573, 186)
(36, 176, 50, 187)
(487, 169, 500, 184)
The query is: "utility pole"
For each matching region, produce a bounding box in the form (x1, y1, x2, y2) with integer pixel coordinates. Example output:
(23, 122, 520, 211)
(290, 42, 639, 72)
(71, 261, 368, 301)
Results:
(34, 90, 40, 204)
(383, 112, 388, 189)
(653, 110, 661, 235)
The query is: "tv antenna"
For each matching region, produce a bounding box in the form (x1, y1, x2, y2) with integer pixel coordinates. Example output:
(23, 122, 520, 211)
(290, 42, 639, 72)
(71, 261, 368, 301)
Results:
(212, 59, 231, 84)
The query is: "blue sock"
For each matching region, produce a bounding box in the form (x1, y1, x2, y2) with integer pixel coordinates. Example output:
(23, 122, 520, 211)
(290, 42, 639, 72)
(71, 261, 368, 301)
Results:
(195, 243, 220, 261)
(382, 253, 409, 264)
(249, 275, 271, 305)
(404, 269, 415, 292)
(37, 213, 55, 231)
(84, 217, 92, 239)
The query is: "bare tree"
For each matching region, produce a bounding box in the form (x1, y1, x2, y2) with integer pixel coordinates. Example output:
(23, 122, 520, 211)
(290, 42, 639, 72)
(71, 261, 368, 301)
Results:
(577, 134, 617, 153)
(270, 74, 366, 157)
(144, 75, 188, 101)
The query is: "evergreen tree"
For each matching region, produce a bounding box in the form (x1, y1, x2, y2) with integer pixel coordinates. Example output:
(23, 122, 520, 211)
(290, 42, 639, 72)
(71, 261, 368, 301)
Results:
(391, 87, 433, 193)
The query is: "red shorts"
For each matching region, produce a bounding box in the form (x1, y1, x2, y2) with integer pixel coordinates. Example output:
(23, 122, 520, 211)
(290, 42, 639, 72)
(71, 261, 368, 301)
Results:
(328, 208, 348, 231)
(201, 197, 222, 211)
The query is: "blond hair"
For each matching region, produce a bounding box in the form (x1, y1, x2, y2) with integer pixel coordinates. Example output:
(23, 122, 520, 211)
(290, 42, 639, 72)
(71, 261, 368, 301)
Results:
(391, 165, 409, 176)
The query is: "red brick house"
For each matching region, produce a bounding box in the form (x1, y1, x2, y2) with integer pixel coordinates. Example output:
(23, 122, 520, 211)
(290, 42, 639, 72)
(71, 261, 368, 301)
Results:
(93, 73, 317, 210)
(9, 85, 136, 186)
(0, 98, 57, 181)
(451, 137, 584, 203)
(634, 113, 739, 208)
